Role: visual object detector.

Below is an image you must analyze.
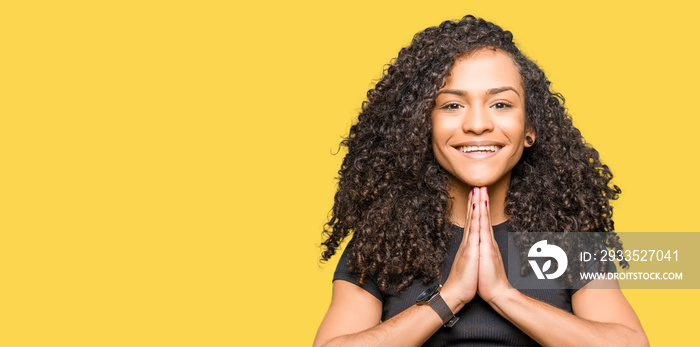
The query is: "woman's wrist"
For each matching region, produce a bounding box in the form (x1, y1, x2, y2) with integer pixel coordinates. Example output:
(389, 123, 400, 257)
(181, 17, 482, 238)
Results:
(485, 287, 519, 315)
(438, 284, 469, 314)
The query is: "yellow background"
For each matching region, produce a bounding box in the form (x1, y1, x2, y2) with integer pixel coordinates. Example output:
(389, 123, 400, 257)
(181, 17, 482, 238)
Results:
(1, 0, 698, 345)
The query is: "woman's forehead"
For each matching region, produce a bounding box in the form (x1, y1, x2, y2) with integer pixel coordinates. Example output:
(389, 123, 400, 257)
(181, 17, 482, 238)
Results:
(442, 49, 523, 95)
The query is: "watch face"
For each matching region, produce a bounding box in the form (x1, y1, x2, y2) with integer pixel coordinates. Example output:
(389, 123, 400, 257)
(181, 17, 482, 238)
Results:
(416, 284, 440, 303)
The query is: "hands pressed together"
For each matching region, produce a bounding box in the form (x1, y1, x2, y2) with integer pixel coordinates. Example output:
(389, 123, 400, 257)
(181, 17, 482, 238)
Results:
(441, 187, 510, 310)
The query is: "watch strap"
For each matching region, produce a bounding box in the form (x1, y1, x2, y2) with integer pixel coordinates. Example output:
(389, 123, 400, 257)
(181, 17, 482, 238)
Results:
(427, 292, 460, 327)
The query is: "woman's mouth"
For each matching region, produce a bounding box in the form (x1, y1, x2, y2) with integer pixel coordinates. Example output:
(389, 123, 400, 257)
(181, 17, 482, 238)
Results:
(457, 145, 502, 153)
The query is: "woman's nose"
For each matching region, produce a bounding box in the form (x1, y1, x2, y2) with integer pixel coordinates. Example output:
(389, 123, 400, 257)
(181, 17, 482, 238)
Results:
(461, 106, 494, 134)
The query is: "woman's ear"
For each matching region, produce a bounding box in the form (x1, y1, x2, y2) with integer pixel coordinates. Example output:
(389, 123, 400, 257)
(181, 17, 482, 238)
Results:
(524, 129, 536, 148)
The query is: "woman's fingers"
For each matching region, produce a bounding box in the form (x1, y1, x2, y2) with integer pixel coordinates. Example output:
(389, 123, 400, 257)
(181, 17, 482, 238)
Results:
(462, 187, 480, 272)
(442, 194, 479, 305)
(467, 187, 480, 246)
(460, 188, 475, 248)
(466, 187, 474, 226)
(476, 186, 510, 302)
(478, 187, 492, 246)
(482, 187, 497, 247)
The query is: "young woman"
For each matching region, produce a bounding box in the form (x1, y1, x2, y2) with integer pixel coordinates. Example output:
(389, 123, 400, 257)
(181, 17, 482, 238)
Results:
(314, 16, 648, 346)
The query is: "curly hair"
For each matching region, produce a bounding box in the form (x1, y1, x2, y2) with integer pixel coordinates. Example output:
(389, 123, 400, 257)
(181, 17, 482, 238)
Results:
(320, 15, 624, 292)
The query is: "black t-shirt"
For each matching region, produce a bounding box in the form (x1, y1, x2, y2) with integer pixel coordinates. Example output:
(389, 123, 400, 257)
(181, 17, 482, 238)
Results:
(334, 222, 591, 346)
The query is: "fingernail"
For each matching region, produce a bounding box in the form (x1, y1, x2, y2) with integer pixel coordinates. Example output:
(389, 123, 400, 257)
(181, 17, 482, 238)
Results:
(472, 187, 475, 194)
(472, 203, 476, 209)
(486, 187, 489, 193)
(485, 200, 488, 207)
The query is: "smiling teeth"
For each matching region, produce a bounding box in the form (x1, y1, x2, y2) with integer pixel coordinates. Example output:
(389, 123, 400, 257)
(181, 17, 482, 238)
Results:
(459, 145, 500, 153)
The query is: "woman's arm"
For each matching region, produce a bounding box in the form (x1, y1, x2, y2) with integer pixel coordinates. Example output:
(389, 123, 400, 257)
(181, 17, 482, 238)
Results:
(486, 280, 648, 346)
(313, 236, 480, 347)
(314, 192, 479, 347)
(312, 280, 447, 347)
(472, 187, 648, 346)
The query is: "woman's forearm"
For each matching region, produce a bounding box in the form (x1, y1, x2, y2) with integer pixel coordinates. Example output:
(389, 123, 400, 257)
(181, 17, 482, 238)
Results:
(488, 289, 648, 347)
(316, 303, 448, 347)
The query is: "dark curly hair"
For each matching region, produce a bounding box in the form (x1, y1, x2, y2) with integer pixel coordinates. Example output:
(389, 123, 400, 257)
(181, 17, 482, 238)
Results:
(320, 15, 624, 292)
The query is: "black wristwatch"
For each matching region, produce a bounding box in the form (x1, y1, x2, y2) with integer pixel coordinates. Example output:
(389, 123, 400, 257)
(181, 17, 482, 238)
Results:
(416, 284, 459, 327)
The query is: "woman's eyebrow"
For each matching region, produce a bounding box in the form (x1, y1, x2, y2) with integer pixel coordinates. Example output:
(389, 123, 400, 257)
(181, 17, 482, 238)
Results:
(486, 86, 520, 96)
(437, 86, 520, 97)
(436, 89, 465, 96)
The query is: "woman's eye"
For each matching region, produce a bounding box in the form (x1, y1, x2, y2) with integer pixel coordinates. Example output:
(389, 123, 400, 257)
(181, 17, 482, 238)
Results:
(492, 102, 512, 109)
(441, 103, 462, 110)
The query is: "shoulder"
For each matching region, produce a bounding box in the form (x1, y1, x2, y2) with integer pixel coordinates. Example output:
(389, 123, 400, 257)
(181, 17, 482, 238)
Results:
(332, 238, 383, 302)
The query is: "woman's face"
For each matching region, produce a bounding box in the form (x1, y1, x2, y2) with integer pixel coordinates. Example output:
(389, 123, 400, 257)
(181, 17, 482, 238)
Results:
(431, 48, 535, 189)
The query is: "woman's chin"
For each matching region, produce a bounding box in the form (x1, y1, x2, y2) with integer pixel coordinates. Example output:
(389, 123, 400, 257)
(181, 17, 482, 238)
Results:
(450, 176, 495, 188)
(461, 174, 509, 189)
(466, 179, 495, 188)
(448, 170, 511, 190)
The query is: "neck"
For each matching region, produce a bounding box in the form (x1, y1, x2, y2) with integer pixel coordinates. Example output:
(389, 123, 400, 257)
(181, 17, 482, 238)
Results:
(447, 172, 511, 228)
